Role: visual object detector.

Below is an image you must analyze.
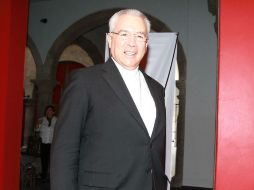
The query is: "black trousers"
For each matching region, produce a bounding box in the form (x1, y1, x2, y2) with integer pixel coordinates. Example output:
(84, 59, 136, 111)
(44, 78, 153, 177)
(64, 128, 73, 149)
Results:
(40, 143, 51, 178)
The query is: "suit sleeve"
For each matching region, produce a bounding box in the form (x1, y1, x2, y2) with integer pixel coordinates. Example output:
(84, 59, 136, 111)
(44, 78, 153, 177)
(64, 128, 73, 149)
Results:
(50, 71, 88, 190)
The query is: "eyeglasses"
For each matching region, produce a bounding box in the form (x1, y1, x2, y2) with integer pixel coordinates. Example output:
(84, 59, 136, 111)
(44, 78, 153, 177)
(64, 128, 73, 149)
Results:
(110, 31, 148, 42)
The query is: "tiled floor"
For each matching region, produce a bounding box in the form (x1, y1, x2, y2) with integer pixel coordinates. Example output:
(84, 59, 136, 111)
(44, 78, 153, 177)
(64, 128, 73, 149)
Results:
(36, 180, 50, 190)
(20, 154, 50, 190)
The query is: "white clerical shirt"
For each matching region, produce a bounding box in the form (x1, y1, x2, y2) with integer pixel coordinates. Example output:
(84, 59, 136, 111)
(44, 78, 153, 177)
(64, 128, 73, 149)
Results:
(113, 58, 156, 137)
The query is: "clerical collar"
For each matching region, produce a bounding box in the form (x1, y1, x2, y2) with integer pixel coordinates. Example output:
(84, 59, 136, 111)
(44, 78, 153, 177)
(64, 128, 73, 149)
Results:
(111, 57, 139, 77)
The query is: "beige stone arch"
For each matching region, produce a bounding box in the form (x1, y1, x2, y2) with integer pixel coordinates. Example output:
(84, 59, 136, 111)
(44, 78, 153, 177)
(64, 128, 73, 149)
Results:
(22, 35, 41, 150)
(59, 44, 94, 67)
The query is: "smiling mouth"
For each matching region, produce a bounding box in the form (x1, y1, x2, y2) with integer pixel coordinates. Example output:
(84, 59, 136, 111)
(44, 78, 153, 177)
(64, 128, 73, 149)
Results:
(124, 51, 136, 56)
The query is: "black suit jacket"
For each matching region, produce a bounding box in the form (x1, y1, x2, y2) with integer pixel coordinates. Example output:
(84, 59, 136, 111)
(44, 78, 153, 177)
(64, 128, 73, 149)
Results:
(50, 59, 167, 190)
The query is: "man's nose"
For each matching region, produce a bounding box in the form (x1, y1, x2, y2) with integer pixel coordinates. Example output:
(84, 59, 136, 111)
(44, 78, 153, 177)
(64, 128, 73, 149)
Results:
(127, 35, 136, 46)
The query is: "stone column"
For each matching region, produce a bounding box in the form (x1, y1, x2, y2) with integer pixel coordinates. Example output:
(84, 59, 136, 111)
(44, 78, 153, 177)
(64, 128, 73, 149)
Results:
(34, 79, 57, 118)
(21, 96, 35, 150)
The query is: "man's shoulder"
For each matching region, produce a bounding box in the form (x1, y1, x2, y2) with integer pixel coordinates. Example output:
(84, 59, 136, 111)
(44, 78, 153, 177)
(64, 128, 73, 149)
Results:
(143, 72, 164, 89)
(143, 72, 165, 98)
(69, 63, 105, 80)
(73, 63, 103, 75)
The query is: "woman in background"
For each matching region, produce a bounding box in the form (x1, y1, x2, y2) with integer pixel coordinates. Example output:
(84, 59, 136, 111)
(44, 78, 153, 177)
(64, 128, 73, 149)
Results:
(35, 105, 57, 181)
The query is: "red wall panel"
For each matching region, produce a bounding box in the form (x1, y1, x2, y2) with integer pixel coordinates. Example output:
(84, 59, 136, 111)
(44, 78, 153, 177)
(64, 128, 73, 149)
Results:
(53, 61, 84, 106)
(0, 0, 28, 189)
(215, 0, 254, 189)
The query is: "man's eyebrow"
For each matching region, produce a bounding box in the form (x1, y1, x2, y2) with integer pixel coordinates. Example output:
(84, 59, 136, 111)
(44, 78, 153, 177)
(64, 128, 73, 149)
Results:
(136, 32, 146, 35)
(117, 29, 146, 34)
(117, 29, 128, 32)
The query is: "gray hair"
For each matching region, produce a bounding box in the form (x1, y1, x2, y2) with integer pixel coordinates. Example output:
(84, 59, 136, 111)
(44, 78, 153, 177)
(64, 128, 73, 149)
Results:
(109, 9, 151, 33)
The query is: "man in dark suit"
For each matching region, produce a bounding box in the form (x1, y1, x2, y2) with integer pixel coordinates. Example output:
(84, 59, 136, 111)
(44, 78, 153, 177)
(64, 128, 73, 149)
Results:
(50, 9, 167, 190)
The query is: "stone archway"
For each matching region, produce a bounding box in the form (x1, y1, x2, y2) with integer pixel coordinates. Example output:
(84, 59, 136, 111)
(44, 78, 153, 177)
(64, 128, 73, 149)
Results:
(73, 36, 104, 65)
(27, 35, 43, 67)
(22, 35, 41, 151)
(44, 8, 186, 81)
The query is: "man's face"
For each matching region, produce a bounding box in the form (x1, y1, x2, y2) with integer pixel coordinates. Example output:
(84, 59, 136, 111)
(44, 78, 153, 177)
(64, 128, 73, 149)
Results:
(107, 14, 148, 70)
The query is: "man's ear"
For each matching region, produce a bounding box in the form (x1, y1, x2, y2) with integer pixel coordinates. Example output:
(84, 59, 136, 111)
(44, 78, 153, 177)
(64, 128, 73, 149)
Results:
(107, 34, 112, 49)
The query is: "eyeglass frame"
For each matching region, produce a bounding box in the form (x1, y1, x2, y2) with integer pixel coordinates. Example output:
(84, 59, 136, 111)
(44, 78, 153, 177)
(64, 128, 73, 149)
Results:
(108, 30, 148, 42)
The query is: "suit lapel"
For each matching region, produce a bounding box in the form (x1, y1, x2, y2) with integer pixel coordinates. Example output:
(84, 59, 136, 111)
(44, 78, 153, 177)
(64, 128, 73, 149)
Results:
(102, 59, 149, 137)
(142, 72, 165, 142)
